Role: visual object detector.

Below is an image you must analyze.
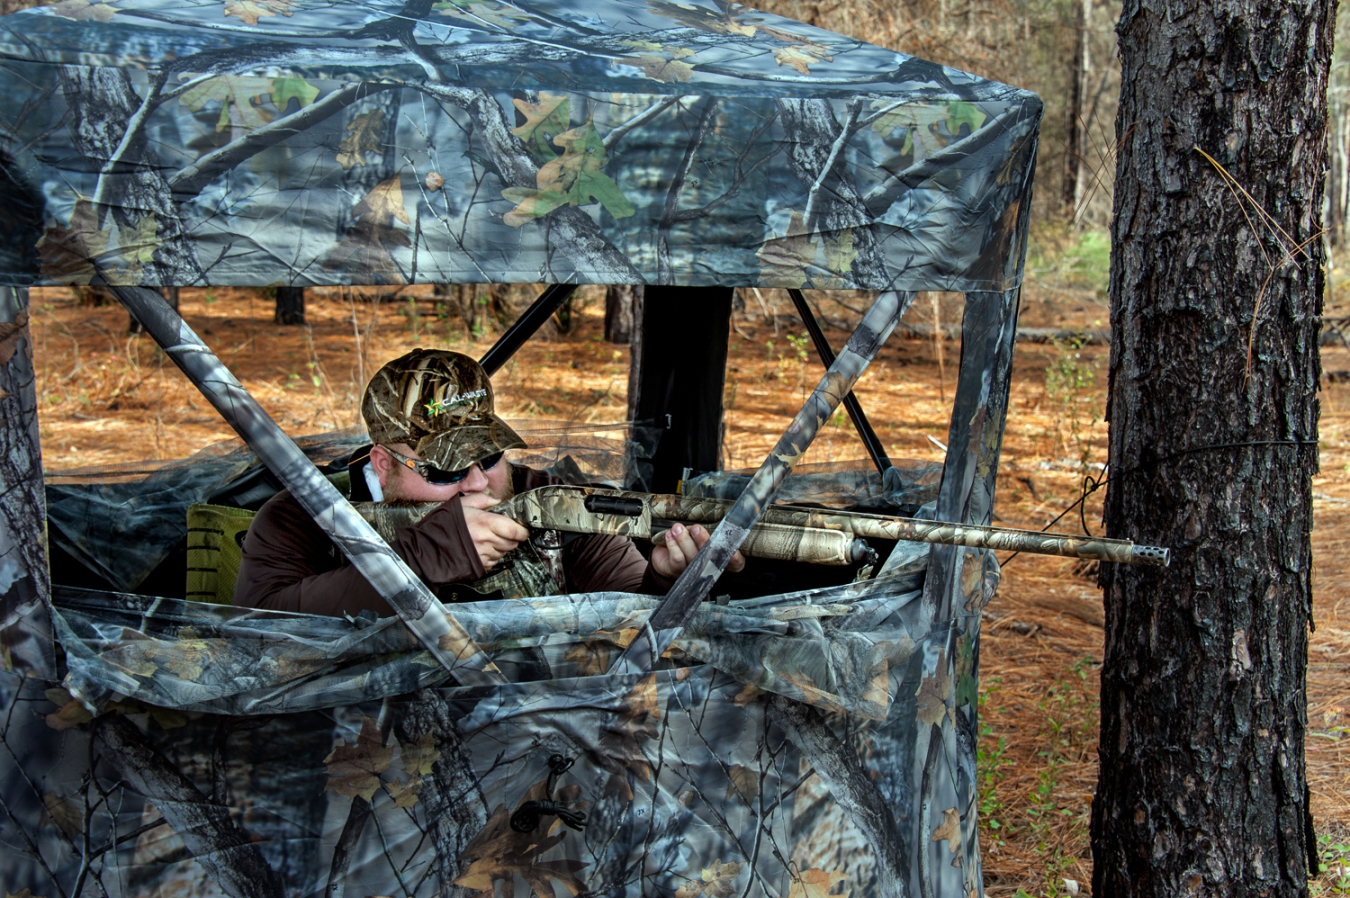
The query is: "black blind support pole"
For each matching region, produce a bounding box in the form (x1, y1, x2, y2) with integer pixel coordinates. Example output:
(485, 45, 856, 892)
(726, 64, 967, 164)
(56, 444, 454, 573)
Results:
(479, 283, 578, 375)
(787, 288, 893, 477)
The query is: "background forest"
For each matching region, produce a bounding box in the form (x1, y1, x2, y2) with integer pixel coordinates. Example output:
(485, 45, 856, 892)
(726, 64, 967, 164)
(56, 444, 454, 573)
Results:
(10, 0, 1350, 894)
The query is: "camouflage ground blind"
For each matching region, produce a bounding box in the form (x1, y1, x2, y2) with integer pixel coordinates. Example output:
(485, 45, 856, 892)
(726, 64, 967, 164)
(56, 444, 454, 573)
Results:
(0, 0, 1041, 896)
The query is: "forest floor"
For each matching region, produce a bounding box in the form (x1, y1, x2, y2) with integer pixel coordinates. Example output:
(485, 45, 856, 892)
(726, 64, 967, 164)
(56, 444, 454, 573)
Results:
(26, 278, 1350, 897)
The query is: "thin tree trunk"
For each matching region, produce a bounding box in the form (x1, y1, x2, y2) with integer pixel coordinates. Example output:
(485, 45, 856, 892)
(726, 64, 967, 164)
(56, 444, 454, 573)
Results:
(1093, 0, 1329, 893)
(604, 284, 638, 344)
(275, 286, 305, 325)
(1064, 0, 1091, 221)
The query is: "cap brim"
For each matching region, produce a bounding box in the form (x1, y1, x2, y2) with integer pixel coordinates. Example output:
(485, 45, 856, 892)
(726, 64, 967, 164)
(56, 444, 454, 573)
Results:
(414, 414, 526, 472)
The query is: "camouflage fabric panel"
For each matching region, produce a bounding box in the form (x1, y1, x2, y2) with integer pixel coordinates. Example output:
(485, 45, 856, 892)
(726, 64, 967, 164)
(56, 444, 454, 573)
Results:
(2, 604, 984, 898)
(0, 1, 1040, 292)
(184, 503, 258, 605)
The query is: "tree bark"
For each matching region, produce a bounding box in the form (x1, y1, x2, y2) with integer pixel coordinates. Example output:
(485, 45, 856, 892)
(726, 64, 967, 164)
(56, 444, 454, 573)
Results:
(1093, 0, 1329, 893)
(274, 286, 305, 325)
(604, 284, 638, 344)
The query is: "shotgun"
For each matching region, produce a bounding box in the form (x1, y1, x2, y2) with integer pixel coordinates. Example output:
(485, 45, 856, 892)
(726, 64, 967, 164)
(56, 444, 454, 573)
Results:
(354, 484, 1171, 567)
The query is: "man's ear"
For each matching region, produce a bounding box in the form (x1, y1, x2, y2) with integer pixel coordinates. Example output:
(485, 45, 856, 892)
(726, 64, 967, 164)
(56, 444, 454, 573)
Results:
(369, 445, 394, 488)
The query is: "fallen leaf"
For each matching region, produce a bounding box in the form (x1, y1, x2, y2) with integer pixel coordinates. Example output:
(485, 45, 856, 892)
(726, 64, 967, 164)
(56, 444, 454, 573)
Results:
(323, 176, 412, 285)
(324, 716, 393, 802)
(733, 683, 764, 706)
(432, 0, 532, 28)
(455, 779, 589, 898)
(223, 0, 273, 25)
(819, 228, 856, 286)
(563, 640, 611, 677)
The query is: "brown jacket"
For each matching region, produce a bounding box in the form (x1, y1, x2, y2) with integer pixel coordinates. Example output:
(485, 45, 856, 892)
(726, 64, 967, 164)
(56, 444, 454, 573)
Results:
(234, 464, 668, 617)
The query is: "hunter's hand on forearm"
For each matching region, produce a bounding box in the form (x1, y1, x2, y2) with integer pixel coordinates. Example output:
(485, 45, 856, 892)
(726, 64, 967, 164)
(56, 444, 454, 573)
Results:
(651, 523, 746, 580)
(461, 494, 529, 569)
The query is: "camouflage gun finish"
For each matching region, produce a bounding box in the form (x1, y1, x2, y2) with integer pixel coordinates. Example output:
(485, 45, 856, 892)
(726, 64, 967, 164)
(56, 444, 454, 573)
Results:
(107, 285, 505, 687)
(353, 494, 874, 567)
(355, 486, 1169, 567)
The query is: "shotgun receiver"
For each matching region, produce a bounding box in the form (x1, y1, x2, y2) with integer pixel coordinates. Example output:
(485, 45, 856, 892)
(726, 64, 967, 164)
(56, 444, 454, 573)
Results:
(355, 485, 1171, 567)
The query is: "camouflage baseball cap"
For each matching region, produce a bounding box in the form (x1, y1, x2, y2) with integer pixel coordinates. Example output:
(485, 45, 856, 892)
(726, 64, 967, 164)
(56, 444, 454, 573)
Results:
(361, 349, 526, 471)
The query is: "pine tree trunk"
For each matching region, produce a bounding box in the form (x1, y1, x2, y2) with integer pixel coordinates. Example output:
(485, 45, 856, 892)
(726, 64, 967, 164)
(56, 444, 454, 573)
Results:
(604, 284, 638, 344)
(1093, 0, 1329, 893)
(274, 286, 305, 325)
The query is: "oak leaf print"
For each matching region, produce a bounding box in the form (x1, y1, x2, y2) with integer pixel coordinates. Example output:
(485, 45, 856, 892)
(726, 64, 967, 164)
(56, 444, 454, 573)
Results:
(757, 210, 816, 288)
(37, 199, 109, 285)
(323, 176, 412, 285)
(914, 647, 951, 726)
(432, 0, 532, 28)
(224, 0, 295, 24)
(954, 632, 977, 710)
(512, 94, 571, 162)
(455, 779, 589, 898)
(676, 859, 743, 898)
(337, 109, 386, 170)
(932, 806, 962, 866)
(773, 44, 832, 75)
(324, 716, 393, 801)
(49, 0, 117, 20)
(647, 0, 758, 36)
(181, 76, 275, 134)
(615, 54, 694, 83)
(502, 122, 635, 226)
(786, 868, 849, 898)
(270, 76, 319, 112)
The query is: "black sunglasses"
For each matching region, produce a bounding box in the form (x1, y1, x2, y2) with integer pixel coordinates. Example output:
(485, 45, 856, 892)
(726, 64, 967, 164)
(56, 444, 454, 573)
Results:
(383, 447, 504, 486)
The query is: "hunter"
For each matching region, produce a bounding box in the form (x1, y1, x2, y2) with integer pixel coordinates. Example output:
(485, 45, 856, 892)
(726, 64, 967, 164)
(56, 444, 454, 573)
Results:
(233, 348, 741, 617)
